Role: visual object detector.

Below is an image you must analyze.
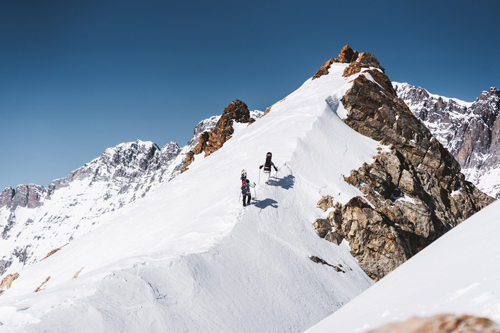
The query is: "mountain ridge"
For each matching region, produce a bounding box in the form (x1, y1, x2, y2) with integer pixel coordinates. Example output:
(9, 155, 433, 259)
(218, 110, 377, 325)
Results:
(394, 82, 500, 199)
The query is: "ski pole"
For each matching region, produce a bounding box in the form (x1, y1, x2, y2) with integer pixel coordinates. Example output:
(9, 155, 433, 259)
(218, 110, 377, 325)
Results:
(238, 192, 241, 203)
(258, 169, 261, 184)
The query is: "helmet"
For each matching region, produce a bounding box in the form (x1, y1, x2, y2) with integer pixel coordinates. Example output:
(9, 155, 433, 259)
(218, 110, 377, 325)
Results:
(241, 169, 247, 180)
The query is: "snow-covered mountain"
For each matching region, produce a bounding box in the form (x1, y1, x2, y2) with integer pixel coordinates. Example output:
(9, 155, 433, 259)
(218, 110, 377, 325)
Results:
(306, 198, 500, 333)
(0, 46, 492, 332)
(394, 82, 500, 198)
(0, 114, 226, 276)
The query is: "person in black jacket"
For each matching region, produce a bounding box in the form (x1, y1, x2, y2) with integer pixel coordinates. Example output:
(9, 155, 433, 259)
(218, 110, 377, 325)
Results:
(259, 152, 278, 184)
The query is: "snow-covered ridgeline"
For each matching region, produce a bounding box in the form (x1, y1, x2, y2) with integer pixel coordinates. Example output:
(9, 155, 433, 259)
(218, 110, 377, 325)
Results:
(0, 63, 383, 331)
(393, 82, 500, 199)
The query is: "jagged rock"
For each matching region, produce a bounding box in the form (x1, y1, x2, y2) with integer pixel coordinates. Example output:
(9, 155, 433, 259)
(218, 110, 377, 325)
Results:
(33, 276, 50, 293)
(395, 83, 500, 199)
(317, 195, 334, 212)
(313, 218, 331, 238)
(182, 100, 256, 171)
(312, 45, 359, 80)
(343, 52, 385, 77)
(367, 314, 500, 333)
(41, 243, 68, 261)
(309, 256, 344, 273)
(204, 100, 253, 157)
(0, 185, 47, 209)
(315, 47, 494, 281)
(0, 272, 19, 290)
(334, 45, 358, 64)
(313, 59, 334, 80)
(72, 267, 84, 279)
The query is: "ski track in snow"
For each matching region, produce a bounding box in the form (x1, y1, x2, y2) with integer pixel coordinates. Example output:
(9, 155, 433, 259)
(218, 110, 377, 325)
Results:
(0, 63, 384, 332)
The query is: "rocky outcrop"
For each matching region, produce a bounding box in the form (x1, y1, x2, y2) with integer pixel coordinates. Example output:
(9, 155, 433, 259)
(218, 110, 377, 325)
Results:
(0, 184, 47, 209)
(313, 47, 494, 281)
(33, 276, 50, 293)
(0, 272, 19, 294)
(367, 314, 500, 333)
(342, 52, 385, 77)
(313, 45, 359, 80)
(182, 100, 256, 172)
(395, 83, 500, 199)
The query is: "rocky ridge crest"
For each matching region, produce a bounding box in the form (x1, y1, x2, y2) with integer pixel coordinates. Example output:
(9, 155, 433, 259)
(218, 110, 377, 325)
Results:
(182, 100, 257, 172)
(314, 46, 494, 281)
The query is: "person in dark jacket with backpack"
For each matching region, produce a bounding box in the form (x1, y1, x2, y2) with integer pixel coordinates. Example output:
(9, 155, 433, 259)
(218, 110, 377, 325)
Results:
(259, 152, 278, 184)
(241, 170, 255, 206)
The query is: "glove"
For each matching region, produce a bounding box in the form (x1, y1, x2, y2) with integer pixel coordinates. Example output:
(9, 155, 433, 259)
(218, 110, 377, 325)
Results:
(259, 165, 263, 169)
(274, 167, 278, 171)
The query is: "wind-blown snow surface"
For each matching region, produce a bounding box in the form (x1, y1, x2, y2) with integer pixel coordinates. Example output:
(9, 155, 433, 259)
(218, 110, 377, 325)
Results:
(307, 199, 500, 333)
(0, 64, 383, 332)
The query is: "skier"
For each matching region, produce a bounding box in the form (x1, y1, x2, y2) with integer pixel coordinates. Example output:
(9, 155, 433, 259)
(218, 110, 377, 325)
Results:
(259, 152, 278, 184)
(241, 169, 255, 207)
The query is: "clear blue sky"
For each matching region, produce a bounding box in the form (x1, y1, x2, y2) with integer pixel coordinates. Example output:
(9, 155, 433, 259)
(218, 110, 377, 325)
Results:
(1, 0, 499, 190)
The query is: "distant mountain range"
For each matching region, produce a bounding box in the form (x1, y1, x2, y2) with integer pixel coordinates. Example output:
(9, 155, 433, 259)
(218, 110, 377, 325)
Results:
(394, 82, 500, 199)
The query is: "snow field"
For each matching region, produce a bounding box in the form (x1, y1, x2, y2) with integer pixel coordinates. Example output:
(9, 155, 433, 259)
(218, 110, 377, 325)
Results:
(1, 63, 382, 332)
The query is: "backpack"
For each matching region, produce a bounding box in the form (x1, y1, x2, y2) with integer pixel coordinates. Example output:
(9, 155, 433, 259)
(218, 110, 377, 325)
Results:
(264, 152, 272, 171)
(241, 180, 249, 195)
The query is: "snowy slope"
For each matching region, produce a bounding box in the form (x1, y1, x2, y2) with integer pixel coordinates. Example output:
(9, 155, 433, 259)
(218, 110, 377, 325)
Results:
(306, 199, 500, 333)
(0, 63, 384, 332)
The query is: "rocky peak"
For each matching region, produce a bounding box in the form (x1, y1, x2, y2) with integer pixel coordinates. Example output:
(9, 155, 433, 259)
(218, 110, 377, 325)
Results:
(314, 47, 494, 281)
(182, 100, 256, 172)
(312, 45, 359, 80)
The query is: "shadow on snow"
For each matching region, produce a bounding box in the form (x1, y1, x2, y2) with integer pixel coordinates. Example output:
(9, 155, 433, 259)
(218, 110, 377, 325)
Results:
(253, 198, 278, 209)
(268, 174, 295, 190)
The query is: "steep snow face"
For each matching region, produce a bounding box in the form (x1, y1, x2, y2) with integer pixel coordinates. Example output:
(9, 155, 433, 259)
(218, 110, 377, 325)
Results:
(0, 64, 382, 331)
(306, 199, 500, 333)
(394, 82, 500, 199)
(0, 115, 225, 276)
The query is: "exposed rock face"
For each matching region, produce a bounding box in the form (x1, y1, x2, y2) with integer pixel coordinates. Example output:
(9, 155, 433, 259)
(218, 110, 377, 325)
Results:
(394, 83, 500, 199)
(342, 52, 385, 77)
(0, 185, 47, 209)
(182, 101, 259, 171)
(314, 48, 494, 281)
(204, 100, 254, 156)
(313, 45, 359, 80)
(0, 272, 19, 293)
(367, 314, 500, 333)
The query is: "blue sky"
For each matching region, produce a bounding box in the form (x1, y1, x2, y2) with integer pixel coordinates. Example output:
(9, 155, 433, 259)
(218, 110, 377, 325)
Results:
(1, 0, 499, 190)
